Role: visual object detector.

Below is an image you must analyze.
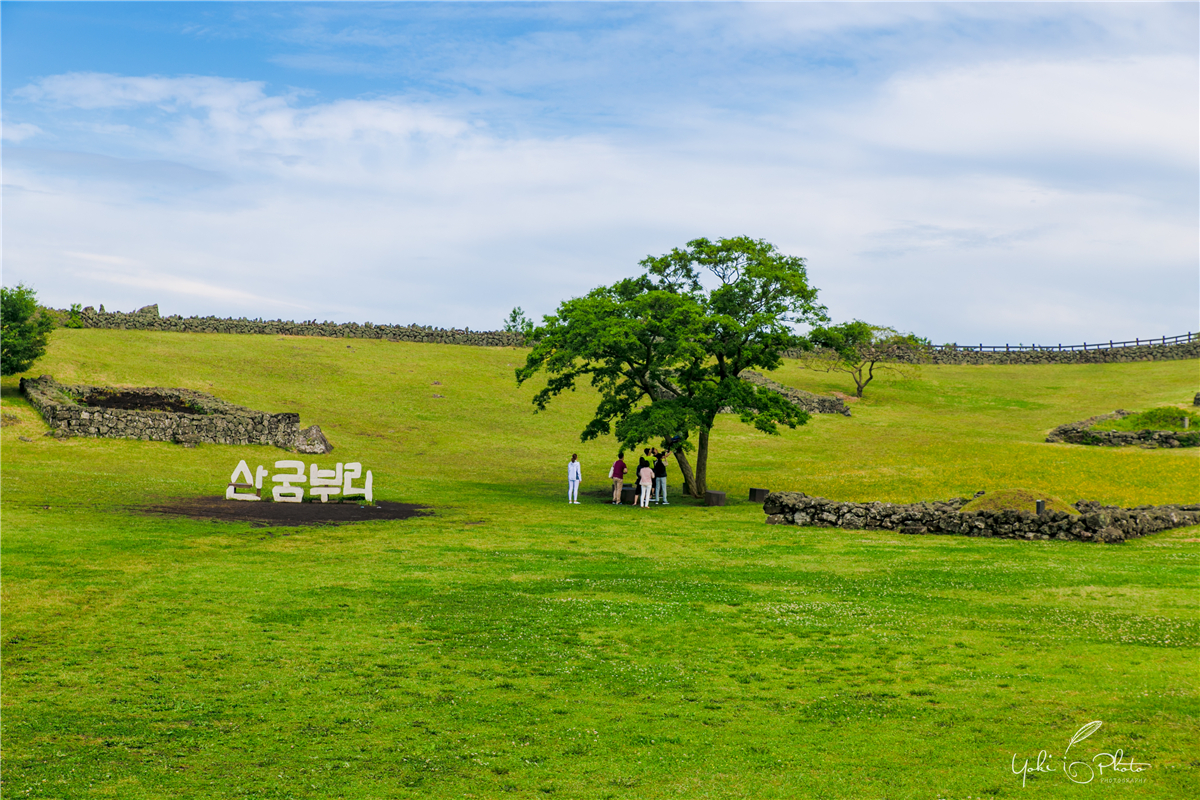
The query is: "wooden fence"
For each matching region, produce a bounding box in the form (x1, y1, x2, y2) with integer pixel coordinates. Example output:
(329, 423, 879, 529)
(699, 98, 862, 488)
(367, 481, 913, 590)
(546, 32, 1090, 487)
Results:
(935, 332, 1196, 353)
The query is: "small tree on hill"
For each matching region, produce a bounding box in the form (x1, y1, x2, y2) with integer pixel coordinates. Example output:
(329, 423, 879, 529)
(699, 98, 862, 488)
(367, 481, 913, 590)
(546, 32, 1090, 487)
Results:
(517, 237, 828, 497)
(802, 321, 930, 397)
(1, 284, 56, 376)
(65, 304, 86, 329)
(503, 307, 536, 339)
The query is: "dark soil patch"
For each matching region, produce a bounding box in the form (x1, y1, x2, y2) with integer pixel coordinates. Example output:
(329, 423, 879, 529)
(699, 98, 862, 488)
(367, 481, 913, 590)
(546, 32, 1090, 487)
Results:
(82, 391, 202, 414)
(140, 497, 431, 526)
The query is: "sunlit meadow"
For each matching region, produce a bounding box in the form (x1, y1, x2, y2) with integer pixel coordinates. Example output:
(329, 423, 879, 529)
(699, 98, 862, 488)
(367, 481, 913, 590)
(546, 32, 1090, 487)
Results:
(2, 329, 1197, 798)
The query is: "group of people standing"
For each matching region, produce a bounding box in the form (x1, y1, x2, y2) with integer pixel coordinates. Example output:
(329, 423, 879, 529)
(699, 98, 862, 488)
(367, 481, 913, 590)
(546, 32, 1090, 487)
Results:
(566, 448, 671, 508)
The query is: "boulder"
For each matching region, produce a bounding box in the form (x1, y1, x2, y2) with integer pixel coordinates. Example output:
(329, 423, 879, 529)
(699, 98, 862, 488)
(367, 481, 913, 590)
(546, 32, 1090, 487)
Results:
(295, 424, 334, 454)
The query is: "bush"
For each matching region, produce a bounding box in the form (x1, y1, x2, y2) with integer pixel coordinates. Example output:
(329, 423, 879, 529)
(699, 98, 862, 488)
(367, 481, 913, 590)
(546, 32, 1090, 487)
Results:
(64, 303, 85, 329)
(1, 284, 56, 376)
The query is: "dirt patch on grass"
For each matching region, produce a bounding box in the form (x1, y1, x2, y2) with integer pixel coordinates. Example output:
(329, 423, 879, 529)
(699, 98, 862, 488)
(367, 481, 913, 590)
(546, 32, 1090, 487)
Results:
(81, 390, 200, 413)
(140, 497, 431, 526)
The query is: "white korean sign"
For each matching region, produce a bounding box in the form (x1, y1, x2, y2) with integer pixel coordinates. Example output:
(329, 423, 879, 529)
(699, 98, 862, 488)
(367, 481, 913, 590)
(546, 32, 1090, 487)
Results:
(226, 459, 373, 503)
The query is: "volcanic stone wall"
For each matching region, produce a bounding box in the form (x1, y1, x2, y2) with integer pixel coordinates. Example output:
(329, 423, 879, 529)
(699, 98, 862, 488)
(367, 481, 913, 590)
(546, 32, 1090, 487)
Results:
(20, 375, 301, 447)
(62, 306, 1197, 364)
(739, 371, 850, 415)
(65, 305, 525, 347)
(1046, 411, 1199, 448)
(781, 341, 1197, 365)
(878, 341, 1195, 365)
(763, 491, 1200, 543)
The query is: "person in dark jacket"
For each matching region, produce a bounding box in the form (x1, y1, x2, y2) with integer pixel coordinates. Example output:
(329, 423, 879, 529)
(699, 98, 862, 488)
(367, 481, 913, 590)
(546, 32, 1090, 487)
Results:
(652, 449, 670, 505)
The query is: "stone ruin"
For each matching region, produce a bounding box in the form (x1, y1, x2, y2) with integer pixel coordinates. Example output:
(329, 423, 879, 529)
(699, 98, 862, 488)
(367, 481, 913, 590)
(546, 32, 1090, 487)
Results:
(19, 375, 333, 453)
(762, 491, 1200, 543)
(1046, 410, 1199, 448)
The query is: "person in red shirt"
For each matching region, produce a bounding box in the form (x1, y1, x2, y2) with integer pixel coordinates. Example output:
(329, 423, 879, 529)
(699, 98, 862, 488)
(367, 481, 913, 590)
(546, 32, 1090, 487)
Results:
(609, 452, 627, 504)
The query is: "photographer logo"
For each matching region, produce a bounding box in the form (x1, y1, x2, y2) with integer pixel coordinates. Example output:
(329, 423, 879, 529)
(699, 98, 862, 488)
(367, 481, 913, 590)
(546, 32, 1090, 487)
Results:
(1010, 721, 1150, 787)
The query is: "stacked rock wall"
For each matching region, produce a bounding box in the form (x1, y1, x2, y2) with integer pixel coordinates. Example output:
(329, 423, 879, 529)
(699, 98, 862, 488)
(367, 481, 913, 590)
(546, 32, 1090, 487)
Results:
(781, 341, 1197, 365)
(1046, 411, 1199, 448)
(20, 375, 302, 448)
(59, 306, 1196, 364)
(914, 340, 1199, 365)
(781, 341, 1199, 365)
(763, 491, 1200, 543)
(739, 371, 850, 416)
(64, 305, 526, 347)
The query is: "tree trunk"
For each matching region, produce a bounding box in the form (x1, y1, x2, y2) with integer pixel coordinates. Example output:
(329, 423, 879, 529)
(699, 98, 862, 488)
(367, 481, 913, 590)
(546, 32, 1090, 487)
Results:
(672, 448, 699, 498)
(693, 427, 710, 497)
(852, 364, 867, 397)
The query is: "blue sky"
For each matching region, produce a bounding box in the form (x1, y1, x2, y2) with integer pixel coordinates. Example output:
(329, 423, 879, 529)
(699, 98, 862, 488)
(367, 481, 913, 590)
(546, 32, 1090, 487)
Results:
(3, 2, 1197, 343)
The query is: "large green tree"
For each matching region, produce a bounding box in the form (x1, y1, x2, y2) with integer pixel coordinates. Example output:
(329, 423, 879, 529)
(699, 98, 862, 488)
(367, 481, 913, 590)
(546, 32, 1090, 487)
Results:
(517, 237, 827, 497)
(1, 284, 56, 376)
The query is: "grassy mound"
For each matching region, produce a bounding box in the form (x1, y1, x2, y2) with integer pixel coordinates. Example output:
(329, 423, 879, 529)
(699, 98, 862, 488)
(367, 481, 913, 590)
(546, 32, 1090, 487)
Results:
(1092, 405, 1200, 432)
(960, 487, 1081, 515)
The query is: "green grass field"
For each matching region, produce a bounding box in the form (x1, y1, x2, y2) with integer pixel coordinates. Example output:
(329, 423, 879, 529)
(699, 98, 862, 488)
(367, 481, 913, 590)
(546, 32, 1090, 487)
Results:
(2, 329, 1198, 799)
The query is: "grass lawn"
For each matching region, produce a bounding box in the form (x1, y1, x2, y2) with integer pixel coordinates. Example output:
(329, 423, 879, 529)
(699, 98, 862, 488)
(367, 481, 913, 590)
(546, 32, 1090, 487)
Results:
(2, 329, 1197, 798)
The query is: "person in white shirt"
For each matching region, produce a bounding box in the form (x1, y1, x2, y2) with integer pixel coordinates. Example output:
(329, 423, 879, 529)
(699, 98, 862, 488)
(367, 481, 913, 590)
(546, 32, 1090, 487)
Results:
(567, 453, 582, 504)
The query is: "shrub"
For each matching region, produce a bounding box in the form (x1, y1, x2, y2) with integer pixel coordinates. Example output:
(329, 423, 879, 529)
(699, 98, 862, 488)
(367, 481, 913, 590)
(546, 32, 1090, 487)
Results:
(64, 303, 85, 329)
(1, 284, 56, 376)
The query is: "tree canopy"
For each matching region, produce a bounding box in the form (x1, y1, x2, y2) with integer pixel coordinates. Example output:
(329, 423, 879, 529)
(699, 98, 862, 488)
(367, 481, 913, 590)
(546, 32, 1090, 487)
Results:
(1, 284, 56, 377)
(803, 321, 930, 397)
(517, 237, 827, 496)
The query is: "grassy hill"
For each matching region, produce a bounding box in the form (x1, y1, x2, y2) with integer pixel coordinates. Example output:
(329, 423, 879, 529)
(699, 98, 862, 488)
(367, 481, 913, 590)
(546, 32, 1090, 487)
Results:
(2, 329, 1198, 798)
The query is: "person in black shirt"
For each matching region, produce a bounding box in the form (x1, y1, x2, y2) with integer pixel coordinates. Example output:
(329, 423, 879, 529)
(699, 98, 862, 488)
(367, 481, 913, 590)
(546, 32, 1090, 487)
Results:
(652, 449, 670, 505)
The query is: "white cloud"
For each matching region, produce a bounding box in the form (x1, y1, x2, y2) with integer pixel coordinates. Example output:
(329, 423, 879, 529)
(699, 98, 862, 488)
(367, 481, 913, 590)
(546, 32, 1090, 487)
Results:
(59, 251, 308, 310)
(16, 73, 271, 111)
(2, 121, 42, 143)
(15, 73, 470, 179)
(844, 56, 1197, 167)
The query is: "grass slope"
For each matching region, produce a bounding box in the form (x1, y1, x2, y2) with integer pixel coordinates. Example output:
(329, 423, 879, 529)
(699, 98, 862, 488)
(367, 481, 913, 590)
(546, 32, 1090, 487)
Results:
(2, 329, 1198, 799)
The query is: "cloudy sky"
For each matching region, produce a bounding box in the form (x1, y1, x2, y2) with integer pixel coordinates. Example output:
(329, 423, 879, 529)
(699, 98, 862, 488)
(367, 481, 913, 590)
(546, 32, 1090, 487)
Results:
(3, 2, 1197, 344)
